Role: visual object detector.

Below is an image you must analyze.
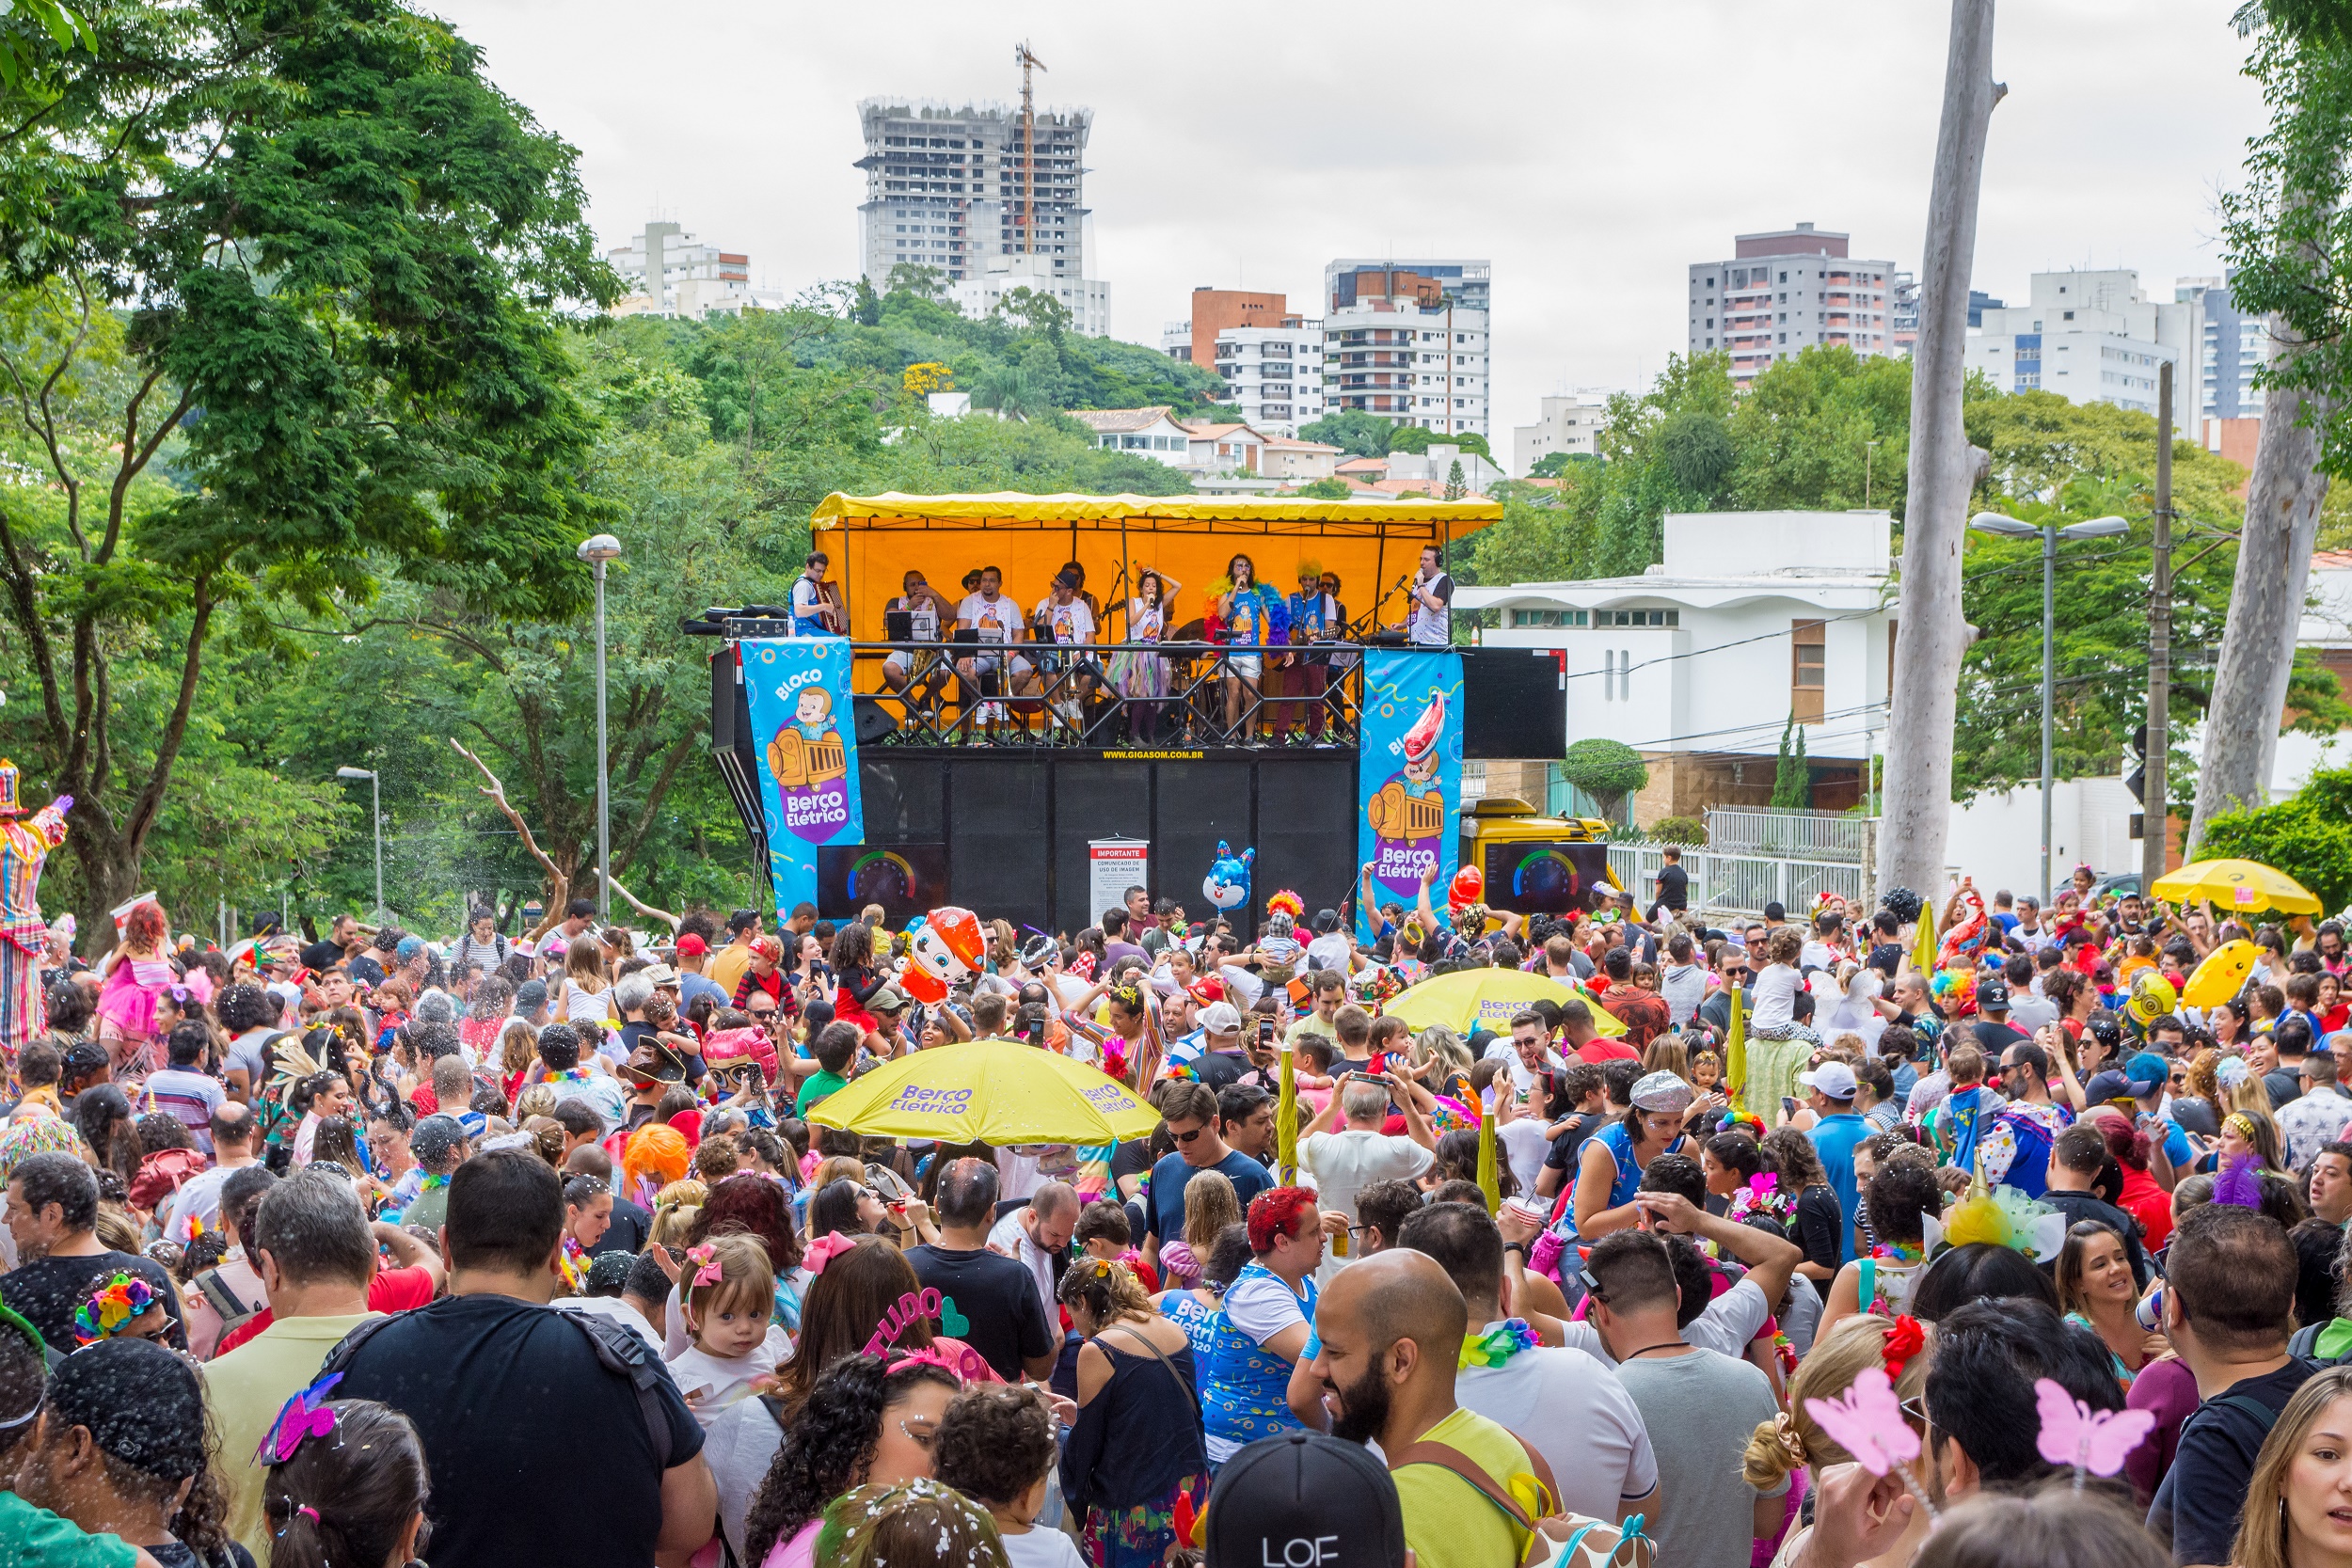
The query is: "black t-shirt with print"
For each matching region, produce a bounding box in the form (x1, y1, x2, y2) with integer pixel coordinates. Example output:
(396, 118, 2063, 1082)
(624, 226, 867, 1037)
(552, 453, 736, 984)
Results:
(0, 1250, 186, 1355)
(330, 1292, 703, 1568)
(904, 1243, 1055, 1382)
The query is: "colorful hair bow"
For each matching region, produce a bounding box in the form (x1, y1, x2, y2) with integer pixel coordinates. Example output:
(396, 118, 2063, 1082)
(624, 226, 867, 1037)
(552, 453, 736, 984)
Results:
(803, 1232, 860, 1276)
(71, 1272, 160, 1347)
(684, 1242, 723, 1289)
(1881, 1315, 1925, 1379)
(256, 1373, 342, 1465)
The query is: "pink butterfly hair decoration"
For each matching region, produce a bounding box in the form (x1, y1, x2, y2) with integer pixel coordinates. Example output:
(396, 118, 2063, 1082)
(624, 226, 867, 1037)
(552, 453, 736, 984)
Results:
(2034, 1377, 2156, 1489)
(256, 1372, 343, 1465)
(1803, 1366, 1938, 1518)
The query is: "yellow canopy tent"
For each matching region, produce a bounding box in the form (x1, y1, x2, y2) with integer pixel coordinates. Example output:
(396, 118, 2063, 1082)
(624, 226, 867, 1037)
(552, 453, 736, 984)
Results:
(808, 492, 1503, 673)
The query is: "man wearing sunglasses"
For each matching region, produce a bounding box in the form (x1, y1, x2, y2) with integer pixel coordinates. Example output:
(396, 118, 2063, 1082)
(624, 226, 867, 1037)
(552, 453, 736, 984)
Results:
(1139, 1081, 1273, 1277)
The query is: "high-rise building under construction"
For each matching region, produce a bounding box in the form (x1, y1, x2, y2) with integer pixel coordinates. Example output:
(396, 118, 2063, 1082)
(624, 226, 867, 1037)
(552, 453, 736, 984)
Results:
(853, 97, 1091, 288)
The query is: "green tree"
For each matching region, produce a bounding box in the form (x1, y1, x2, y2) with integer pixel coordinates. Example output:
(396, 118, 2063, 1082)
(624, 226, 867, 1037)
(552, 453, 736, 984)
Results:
(1660, 411, 1737, 498)
(1388, 424, 1434, 454)
(885, 263, 948, 301)
(1297, 410, 1394, 458)
(1771, 716, 1811, 808)
(995, 286, 1072, 342)
(0, 0, 617, 947)
(1444, 460, 1468, 501)
(1528, 451, 1575, 479)
(1559, 738, 1647, 825)
(1293, 478, 1353, 499)
(2195, 766, 2352, 913)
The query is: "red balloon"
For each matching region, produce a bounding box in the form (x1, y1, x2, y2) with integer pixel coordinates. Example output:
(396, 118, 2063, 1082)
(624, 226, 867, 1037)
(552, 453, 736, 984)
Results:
(1448, 867, 1485, 911)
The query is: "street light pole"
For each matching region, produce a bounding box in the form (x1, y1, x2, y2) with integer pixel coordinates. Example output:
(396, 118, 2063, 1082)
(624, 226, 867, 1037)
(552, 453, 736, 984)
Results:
(335, 767, 382, 922)
(2144, 361, 2174, 891)
(1971, 510, 2131, 906)
(577, 534, 624, 920)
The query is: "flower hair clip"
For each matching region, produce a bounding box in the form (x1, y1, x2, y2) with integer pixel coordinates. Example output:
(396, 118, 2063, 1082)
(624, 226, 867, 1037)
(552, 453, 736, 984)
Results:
(257, 1373, 342, 1465)
(1880, 1315, 1925, 1379)
(72, 1272, 161, 1347)
(683, 1243, 723, 1289)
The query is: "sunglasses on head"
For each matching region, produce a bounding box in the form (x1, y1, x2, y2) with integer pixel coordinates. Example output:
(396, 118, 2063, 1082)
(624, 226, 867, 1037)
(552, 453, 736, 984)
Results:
(1578, 1268, 1609, 1305)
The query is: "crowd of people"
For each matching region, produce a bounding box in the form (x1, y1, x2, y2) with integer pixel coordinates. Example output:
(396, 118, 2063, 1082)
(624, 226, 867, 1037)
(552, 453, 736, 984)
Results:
(5, 863, 2352, 1568)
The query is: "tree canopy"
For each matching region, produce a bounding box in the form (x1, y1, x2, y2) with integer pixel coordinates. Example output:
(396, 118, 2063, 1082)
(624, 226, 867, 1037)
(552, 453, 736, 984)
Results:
(1457, 344, 2320, 804)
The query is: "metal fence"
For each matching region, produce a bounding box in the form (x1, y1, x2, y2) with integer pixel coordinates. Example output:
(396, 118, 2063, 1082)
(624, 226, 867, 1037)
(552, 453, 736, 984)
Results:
(1608, 844, 1868, 919)
(1703, 807, 1869, 863)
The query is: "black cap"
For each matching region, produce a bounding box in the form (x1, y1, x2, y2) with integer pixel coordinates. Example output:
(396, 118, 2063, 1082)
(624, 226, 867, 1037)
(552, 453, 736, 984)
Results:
(1978, 977, 2010, 1009)
(1204, 1433, 1406, 1568)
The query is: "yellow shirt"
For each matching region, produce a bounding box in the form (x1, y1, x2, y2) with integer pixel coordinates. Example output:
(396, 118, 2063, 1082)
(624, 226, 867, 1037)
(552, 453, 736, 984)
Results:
(1391, 1406, 1542, 1568)
(201, 1310, 380, 1560)
(707, 941, 756, 999)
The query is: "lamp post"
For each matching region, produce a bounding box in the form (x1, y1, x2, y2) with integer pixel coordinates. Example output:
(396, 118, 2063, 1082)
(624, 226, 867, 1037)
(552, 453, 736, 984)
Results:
(1968, 511, 2131, 905)
(577, 533, 624, 919)
(335, 767, 383, 923)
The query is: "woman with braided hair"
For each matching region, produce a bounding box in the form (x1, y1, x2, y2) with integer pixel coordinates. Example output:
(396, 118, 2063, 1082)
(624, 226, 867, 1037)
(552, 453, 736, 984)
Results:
(1742, 1313, 1933, 1568)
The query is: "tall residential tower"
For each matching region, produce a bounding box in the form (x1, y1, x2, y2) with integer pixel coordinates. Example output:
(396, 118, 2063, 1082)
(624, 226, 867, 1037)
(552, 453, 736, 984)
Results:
(1687, 224, 1897, 387)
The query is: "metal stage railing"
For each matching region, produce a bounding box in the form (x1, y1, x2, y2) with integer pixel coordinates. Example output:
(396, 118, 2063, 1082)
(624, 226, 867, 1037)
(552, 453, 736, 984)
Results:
(844, 639, 1367, 750)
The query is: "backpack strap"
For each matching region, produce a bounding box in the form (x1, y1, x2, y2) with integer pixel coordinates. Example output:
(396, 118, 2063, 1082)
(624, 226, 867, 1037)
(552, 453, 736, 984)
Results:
(2291, 1322, 2324, 1362)
(563, 1308, 678, 1472)
(195, 1268, 254, 1326)
(2211, 1393, 2286, 1439)
(1387, 1430, 1561, 1531)
(320, 1307, 675, 1471)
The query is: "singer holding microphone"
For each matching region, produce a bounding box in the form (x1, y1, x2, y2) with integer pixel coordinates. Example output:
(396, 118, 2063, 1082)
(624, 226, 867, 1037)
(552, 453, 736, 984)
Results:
(1389, 545, 1455, 647)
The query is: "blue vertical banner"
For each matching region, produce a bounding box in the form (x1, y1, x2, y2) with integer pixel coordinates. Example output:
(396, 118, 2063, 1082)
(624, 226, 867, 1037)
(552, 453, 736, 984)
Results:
(740, 638, 865, 919)
(1357, 648, 1464, 939)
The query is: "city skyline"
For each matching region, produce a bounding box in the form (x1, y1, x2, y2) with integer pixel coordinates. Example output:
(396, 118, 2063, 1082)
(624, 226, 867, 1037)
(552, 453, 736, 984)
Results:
(433, 0, 2264, 438)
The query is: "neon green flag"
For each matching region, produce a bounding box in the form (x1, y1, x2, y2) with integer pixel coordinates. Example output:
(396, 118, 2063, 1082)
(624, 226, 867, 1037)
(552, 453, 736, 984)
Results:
(1475, 1090, 1500, 1214)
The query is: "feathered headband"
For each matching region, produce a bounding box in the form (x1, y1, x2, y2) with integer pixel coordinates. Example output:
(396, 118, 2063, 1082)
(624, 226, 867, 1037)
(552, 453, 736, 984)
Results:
(1924, 1186, 2066, 1262)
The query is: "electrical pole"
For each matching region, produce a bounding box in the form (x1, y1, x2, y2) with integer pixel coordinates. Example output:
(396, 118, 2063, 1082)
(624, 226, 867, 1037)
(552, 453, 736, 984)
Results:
(2143, 360, 2173, 890)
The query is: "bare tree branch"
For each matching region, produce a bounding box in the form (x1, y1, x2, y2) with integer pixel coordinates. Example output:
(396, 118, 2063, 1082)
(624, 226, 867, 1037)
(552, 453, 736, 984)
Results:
(451, 736, 568, 941)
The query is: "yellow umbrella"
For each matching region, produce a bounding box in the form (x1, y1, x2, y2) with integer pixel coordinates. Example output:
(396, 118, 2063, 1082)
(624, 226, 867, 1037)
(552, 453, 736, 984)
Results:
(1384, 969, 1628, 1037)
(2152, 859, 2323, 916)
(805, 1041, 1162, 1144)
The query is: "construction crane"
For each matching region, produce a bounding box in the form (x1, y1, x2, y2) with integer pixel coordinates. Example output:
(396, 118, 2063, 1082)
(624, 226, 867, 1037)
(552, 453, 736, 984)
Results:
(1014, 42, 1046, 256)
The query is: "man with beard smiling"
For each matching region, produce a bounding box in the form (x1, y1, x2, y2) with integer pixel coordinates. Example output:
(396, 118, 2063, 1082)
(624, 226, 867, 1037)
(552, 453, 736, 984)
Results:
(1307, 1250, 1556, 1568)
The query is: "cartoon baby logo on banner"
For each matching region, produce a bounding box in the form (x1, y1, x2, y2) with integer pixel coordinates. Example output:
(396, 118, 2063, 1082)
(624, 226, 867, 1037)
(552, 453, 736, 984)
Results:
(1357, 647, 1464, 939)
(741, 638, 866, 918)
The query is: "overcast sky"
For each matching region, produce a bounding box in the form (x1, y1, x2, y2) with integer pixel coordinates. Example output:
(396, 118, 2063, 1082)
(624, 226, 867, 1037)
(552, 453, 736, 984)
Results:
(437, 0, 2266, 438)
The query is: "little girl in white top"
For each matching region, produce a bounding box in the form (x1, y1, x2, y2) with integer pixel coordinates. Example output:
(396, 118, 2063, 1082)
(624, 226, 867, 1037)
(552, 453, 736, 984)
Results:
(1747, 926, 1807, 1039)
(664, 1233, 781, 1427)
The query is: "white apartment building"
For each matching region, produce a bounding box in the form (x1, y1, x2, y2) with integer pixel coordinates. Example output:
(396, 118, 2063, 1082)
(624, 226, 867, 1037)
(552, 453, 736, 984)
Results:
(855, 99, 1093, 288)
(1456, 510, 1895, 817)
(1069, 406, 1197, 463)
(949, 252, 1110, 338)
(1689, 225, 1898, 387)
(606, 222, 773, 318)
(1211, 322, 1326, 436)
(1322, 261, 1491, 437)
(1964, 270, 2202, 417)
(1513, 390, 1613, 476)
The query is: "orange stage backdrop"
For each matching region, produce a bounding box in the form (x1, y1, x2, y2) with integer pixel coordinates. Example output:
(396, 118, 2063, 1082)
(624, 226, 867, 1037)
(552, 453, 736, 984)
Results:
(808, 493, 1502, 658)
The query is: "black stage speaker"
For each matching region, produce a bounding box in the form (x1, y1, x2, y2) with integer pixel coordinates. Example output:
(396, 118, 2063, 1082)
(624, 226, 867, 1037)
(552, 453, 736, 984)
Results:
(947, 759, 1051, 934)
(1461, 647, 1566, 760)
(709, 650, 765, 853)
(852, 696, 898, 747)
(1253, 756, 1359, 918)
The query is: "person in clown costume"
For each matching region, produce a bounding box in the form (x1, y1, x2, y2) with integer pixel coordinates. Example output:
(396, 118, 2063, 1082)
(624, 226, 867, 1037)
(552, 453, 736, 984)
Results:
(0, 759, 70, 1083)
